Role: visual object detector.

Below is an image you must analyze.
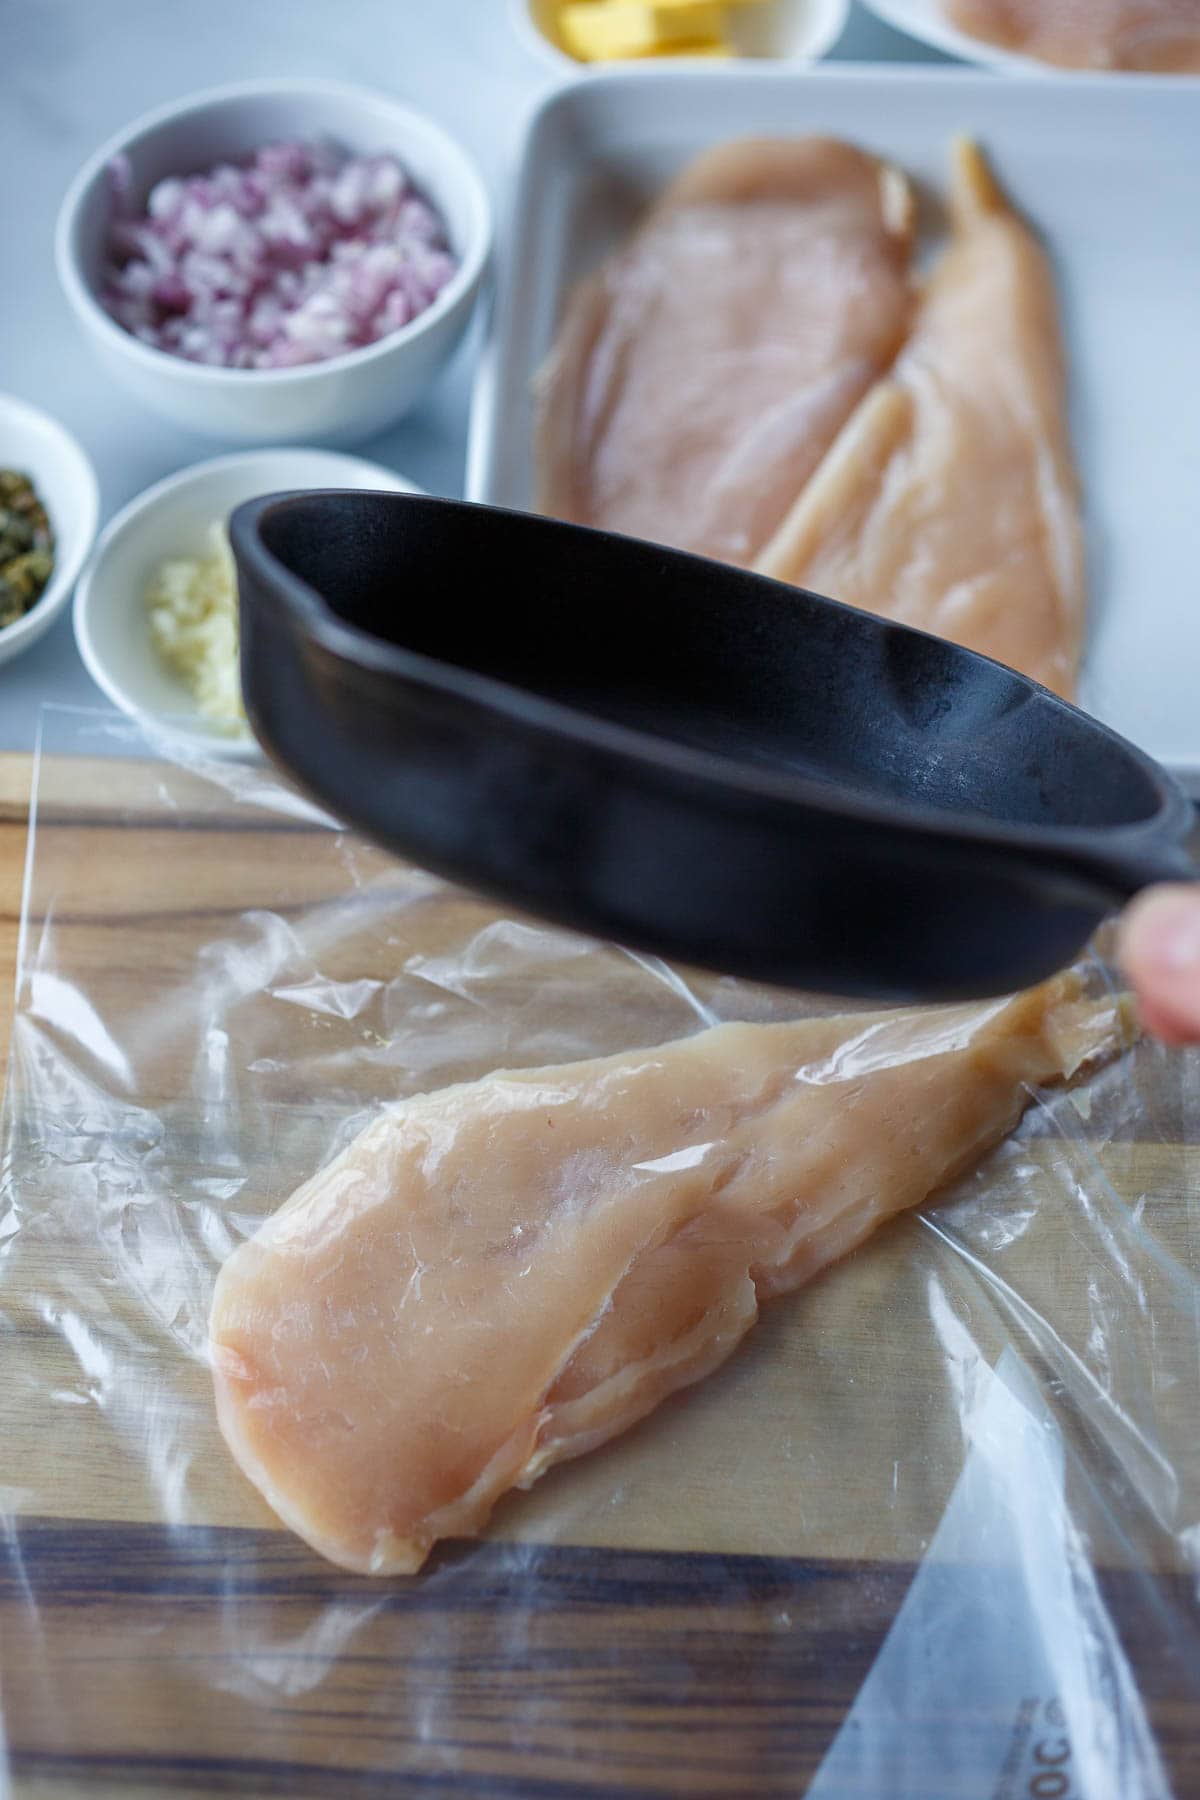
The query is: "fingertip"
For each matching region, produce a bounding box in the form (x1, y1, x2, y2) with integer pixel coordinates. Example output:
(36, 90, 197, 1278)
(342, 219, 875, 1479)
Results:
(1118, 884, 1200, 1046)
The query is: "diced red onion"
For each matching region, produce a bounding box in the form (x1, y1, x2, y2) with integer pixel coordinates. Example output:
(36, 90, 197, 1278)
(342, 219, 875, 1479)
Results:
(100, 138, 459, 370)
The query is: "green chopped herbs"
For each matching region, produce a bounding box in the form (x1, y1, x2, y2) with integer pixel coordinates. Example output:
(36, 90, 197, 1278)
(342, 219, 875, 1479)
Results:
(0, 469, 55, 630)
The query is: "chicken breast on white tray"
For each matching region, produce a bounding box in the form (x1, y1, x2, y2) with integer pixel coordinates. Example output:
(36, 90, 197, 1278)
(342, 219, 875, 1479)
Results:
(756, 140, 1084, 699)
(534, 136, 914, 567)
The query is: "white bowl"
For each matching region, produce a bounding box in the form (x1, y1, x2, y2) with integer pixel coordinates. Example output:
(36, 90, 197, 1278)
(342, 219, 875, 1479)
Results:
(73, 446, 421, 759)
(513, 0, 848, 71)
(0, 394, 100, 669)
(55, 79, 492, 446)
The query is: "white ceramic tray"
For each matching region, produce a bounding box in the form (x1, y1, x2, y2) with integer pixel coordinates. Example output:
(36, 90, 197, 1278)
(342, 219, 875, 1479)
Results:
(467, 66, 1200, 781)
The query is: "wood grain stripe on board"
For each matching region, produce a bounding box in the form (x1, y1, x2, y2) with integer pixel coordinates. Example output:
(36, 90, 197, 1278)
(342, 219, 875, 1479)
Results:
(3, 1523, 1199, 1800)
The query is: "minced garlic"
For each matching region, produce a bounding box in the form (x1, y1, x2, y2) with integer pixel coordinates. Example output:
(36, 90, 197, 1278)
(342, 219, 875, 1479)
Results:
(144, 521, 247, 729)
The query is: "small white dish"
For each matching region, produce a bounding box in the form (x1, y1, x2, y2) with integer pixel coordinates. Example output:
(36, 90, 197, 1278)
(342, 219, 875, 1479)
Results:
(55, 78, 492, 446)
(0, 394, 100, 670)
(513, 0, 848, 73)
(73, 446, 420, 759)
(860, 0, 1200, 75)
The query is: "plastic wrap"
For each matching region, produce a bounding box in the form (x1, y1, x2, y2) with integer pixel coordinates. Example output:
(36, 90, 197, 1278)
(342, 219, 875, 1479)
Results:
(2, 704, 1199, 1796)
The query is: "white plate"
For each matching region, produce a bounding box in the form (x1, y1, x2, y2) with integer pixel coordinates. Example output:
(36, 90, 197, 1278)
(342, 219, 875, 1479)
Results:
(74, 447, 421, 760)
(467, 66, 1200, 780)
(860, 0, 1200, 77)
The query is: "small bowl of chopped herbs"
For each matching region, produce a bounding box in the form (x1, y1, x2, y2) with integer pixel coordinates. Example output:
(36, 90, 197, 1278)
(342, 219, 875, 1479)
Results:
(72, 446, 419, 757)
(0, 394, 99, 668)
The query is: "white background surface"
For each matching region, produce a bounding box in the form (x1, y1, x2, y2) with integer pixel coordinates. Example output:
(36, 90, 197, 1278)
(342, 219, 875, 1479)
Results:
(0, 0, 945, 750)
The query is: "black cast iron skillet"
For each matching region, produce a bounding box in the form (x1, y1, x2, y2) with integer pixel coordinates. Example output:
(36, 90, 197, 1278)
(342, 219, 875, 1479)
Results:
(229, 490, 1194, 1003)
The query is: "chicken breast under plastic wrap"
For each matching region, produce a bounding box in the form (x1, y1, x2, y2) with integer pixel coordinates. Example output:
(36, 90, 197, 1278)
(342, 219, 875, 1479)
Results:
(946, 0, 1200, 71)
(755, 140, 1085, 699)
(533, 137, 915, 567)
(210, 971, 1125, 1575)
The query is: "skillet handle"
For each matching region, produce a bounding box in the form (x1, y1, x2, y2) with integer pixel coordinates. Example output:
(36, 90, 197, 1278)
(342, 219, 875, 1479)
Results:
(1070, 841, 1198, 906)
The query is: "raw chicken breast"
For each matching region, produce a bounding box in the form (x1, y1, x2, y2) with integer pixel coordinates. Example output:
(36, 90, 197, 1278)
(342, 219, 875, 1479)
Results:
(755, 140, 1085, 699)
(946, 0, 1200, 70)
(533, 137, 915, 567)
(210, 971, 1124, 1575)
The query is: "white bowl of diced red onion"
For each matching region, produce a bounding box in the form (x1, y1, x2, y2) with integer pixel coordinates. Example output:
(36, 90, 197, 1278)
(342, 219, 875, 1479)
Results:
(55, 79, 492, 446)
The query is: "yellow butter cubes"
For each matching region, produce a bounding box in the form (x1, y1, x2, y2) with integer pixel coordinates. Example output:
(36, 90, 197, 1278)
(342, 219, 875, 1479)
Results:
(554, 0, 767, 62)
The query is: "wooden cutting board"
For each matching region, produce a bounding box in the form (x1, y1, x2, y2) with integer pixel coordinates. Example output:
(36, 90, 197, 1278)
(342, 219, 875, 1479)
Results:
(0, 750, 1197, 1800)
